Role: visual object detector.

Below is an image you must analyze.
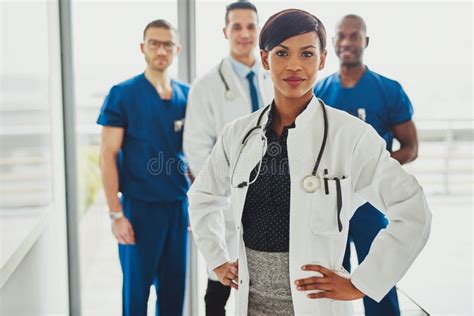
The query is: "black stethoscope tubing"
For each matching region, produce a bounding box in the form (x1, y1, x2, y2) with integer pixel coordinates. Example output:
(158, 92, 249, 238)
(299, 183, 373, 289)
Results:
(218, 59, 268, 100)
(240, 98, 328, 177)
(312, 98, 328, 176)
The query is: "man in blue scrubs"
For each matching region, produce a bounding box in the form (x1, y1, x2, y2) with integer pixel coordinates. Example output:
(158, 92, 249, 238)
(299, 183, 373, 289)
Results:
(314, 14, 418, 316)
(97, 19, 189, 316)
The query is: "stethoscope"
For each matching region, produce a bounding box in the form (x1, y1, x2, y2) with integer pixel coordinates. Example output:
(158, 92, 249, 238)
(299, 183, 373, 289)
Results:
(218, 59, 236, 100)
(218, 59, 269, 101)
(230, 98, 328, 194)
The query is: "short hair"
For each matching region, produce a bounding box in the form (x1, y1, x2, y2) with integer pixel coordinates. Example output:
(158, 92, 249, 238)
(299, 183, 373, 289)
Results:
(259, 9, 327, 53)
(338, 14, 367, 35)
(225, 1, 258, 26)
(143, 19, 179, 42)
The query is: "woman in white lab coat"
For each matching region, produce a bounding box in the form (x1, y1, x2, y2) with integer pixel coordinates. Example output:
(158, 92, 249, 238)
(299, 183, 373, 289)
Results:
(188, 9, 431, 316)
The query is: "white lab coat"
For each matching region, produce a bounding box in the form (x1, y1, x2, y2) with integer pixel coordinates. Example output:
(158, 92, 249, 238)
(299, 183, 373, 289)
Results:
(184, 57, 273, 280)
(188, 96, 431, 315)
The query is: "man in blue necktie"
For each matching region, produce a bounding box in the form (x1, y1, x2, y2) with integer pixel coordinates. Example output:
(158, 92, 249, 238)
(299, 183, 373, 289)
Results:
(314, 14, 418, 316)
(184, 2, 274, 315)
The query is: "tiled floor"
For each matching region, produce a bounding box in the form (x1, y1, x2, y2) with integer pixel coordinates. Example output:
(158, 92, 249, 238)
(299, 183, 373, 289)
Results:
(80, 192, 472, 315)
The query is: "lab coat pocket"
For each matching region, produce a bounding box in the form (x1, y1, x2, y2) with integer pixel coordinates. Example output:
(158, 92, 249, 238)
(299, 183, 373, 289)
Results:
(308, 177, 351, 235)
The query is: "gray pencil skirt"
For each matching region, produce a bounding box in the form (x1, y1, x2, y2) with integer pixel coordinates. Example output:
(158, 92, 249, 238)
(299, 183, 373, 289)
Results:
(246, 247, 294, 315)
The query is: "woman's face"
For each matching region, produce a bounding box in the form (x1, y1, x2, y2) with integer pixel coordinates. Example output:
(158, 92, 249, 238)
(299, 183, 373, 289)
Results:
(261, 32, 327, 100)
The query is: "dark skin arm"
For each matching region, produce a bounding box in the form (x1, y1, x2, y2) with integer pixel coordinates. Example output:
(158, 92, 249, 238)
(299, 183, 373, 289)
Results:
(391, 120, 418, 165)
(295, 265, 365, 300)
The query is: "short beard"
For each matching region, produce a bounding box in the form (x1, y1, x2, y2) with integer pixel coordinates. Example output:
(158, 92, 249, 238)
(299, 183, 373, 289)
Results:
(340, 60, 363, 68)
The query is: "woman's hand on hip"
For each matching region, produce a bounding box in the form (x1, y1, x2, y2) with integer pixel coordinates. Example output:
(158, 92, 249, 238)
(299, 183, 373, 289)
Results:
(213, 261, 239, 289)
(295, 264, 365, 300)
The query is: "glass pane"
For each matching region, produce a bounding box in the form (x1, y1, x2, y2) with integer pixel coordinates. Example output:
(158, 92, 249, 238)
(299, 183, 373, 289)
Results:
(1, 2, 52, 211)
(0, 1, 69, 313)
(71, 1, 178, 314)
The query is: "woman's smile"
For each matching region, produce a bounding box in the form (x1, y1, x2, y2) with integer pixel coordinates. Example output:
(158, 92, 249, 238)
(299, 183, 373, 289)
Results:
(283, 76, 306, 87)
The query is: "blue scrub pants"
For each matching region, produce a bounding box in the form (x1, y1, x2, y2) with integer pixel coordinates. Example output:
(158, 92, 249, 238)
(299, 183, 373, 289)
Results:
(343, 203, 400, 316)
(119, 196, 188, 316)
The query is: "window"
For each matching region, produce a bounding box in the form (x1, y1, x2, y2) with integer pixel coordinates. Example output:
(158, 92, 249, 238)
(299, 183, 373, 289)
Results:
(71, 1, 179, 314)
(0, 0, 67, 300)
(1, 2, 53, 210)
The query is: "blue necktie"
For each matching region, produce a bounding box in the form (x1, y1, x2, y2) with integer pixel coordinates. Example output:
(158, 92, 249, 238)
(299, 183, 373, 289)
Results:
(246, 71, 260, 112)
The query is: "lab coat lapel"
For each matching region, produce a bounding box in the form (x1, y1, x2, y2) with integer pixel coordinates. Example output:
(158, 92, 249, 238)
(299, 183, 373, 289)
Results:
(286, 98, 335, 314)
(287, 97, 324, 187)
(286, 98, 323, 233)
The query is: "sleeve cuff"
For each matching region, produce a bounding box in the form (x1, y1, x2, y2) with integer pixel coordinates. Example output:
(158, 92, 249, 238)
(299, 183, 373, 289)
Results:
(391, 116, 412, 126)
(96, 118, 126, 128)
(209, 255, 231, 272)
(351, 274, 385, 303)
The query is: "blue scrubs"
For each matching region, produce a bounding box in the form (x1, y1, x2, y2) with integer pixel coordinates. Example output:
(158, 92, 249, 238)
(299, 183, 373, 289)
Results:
(97, 73, 190, 316)
(314, 67, 413, 316)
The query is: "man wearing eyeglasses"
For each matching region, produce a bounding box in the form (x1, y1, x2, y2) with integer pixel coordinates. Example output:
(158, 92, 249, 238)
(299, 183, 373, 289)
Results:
(97, 19, 189, 316)
(314, 14, 418, 316)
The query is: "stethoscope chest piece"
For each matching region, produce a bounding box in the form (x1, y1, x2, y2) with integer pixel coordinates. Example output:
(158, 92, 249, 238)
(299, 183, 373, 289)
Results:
(302, 175, 320, 193)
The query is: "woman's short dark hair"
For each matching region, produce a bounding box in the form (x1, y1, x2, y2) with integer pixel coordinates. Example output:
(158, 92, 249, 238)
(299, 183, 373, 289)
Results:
(259, 9, 327, 53)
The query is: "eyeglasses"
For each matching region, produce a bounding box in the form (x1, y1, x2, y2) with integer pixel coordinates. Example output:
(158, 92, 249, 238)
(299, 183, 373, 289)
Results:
(146, 39, 176, 52)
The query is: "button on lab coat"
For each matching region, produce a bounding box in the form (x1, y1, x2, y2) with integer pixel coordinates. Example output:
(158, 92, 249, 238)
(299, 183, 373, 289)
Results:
(188, 97, 431, 315)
